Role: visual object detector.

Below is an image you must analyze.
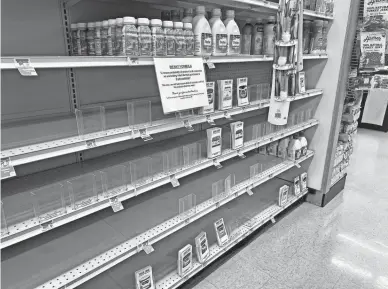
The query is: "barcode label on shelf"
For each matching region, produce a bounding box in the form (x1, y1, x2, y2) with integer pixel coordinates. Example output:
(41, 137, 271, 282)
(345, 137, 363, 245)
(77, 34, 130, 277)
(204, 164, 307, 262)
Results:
(85, 139, 97, 149)
(170, 175, 180, 187)
(128, 57, 139, 65)
(206, 115, 216, 126)
(184, 119, 194, 131)
(237, 151, 246, 159)
(139, 128, 153, 141)
(271, 217, 276, 224)
(224, 111, 232, 119)
(295, 162, 301, 168)
(110, 196, 124, 212)
(207, 62, 215, 69)
(14, 58, 38, 76)
(1, 157, 16, 179)
(246, 187, 254, 196)
(40, 220, 54, 232)
(143, 244, 154, 254)
(213, 159, 222, 169)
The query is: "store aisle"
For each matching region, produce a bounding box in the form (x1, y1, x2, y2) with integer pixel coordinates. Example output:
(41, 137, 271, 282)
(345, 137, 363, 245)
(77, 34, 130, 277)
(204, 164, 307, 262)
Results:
(192, 129, 388, 289)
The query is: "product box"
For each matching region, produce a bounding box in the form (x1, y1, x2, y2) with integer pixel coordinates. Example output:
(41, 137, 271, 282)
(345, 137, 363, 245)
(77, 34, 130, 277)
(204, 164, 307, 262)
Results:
(300, 172, 308, 191)
(293, 176, 301, 196)
(195, 231, 210, 263)
(200, 82, 215, 114)
(237, 77, 249, 106)
(214, 218, 229, 247)
(277, 137, 290, 159)
(207, 127, 222, 159)
(230, 121, 244, 149)
(217, 79, 233, 110)
(278, 185, 289, 207)
(178, 244, 193, 277)
(135, 266, 155, 289)
(267, 141, 279, 156)
(298, 72, 306, 94)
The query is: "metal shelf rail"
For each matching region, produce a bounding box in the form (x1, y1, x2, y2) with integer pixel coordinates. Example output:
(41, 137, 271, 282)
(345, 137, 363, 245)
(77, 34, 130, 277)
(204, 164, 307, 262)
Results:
(1, 119, 319, 248)
(35, 150, 315, 289)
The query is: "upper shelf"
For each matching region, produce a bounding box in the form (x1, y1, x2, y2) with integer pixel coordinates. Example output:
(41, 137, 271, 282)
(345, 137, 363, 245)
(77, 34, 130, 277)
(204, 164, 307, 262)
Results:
(0, 54, 328, 70)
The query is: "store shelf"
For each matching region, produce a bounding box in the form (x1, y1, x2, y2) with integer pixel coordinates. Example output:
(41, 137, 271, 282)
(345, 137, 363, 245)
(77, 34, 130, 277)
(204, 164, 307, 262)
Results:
(303, 54, 329, 59)
(34, 150, 314, 289)
(1, 119, 318, 248)
(1, 55, 328, 70)
(0, 89, 322, 173)
(156, 189, 309, 289)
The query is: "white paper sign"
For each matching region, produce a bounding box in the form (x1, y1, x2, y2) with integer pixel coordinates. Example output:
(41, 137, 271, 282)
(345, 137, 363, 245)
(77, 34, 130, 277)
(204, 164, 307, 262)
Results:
(154, 57, 209, 114)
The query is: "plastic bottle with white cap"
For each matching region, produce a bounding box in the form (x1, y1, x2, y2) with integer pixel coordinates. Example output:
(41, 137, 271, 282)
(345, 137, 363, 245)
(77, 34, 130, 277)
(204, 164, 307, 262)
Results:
(86, 22, 96, 56)
(223, 10, 241, 55)
(107, 19, 116, 56)
(164, 21, 175, 56)
(70, 23, 78, 56)
(115, 18, 124, 56)
(182, 8, 193, 23)
(94, 22, 102, 56)
(123, 17, 138, 56)
(209, 8, 227, 56)
(138, 18, 152, 56)
(184, 22, 195, 56)
(193, 6, 212, 56)
(174, 22, 186, 56)
(77, 23, 88, 56)
(101, 20, 109, 55)
(151, 19, 165, 56)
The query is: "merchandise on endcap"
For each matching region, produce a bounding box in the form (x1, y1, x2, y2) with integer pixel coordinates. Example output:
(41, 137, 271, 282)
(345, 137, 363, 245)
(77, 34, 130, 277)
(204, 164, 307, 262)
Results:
(177, 244, 193, 277)
(135, 266, 155, 289)
(193, 6, 213, 56)
(236, 77, 249, 107)
(278, 185, 289, 207)
(230, 121, 244, 149)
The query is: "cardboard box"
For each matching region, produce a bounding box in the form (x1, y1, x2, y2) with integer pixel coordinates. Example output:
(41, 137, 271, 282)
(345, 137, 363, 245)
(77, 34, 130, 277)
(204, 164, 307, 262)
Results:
(237, 77, 249, 106)
(230, 121, 244, 149)
(207, 127, 222, 158)
(217, 79, 233, 110)
(195, 232, 210, 263)
(200, 82, 215, 114)
(214, 218, 229, 246)
(178, 244, 193, 277)
(278, 185, 289, 207)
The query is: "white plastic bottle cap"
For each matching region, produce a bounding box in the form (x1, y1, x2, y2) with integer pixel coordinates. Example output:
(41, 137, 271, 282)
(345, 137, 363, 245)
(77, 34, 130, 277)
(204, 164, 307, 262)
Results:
(196, 6, 206, 15)
(151, 19, 163, 26)
(71, 23, 77, 29)
(77, 23, 87, 29)
(163, 20, 173, 28)
(267, 16, 276, 22)
(95, 21, 102, 28)
(174, 22, 183, 29)
(183, 22, 192, 29)
(137, 18, 150, 26)
(102, 20, 109, 27)
(212, 8, 222, 17)
(87, 22, 95, 28)
(226, 10, 235, 18)
(108, 19, 116, 26)
(116, 18, 124, 25)
(123, 17, 136, 25)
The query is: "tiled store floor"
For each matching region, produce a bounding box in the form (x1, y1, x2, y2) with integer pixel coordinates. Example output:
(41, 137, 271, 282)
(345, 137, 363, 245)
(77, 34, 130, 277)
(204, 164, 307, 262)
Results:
(193, 129, 388, 289)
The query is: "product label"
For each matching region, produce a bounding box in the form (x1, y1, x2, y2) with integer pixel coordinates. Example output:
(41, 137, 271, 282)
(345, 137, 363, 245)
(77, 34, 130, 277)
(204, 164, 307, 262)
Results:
(200, 82, 215, 114)
(185, 35, 194, 56)
(124, 32, 139, 56)
(241, 35, 251, 54)
(237, 77, 249, 106)
(153, 34, 165, 56)
(139, 33, 152, 56)
(215, 34, 228, 54)
(360, 31, 386, 68)
(229, 35, 241, 54)
(166, 36, 176, 56)
(203, 33, 213, 54)
(252, 33, 263, 54)
(371, 74, 388, 89)
(219, 79, 233, 109)
(175, 35, 186, 56)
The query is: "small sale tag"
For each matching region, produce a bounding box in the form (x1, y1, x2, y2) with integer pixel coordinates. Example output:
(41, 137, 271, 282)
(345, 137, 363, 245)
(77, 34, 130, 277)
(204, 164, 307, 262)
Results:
(170, 175, 180, 187)
(14, 58, 38, 76)
(139, 128, 153, 141)
(128, 57, 139, 65)
(207, 62, 216, 69)
(184, 119, 194, 131)
(270, 217, 276, 224)
(143, 244, 155, 254)
(110, 197, 124, 212)
(246, 188, 254, 196)
(85, 139, 97, 149)
(1, 157, 16, 180)
(213, 159, 223, 169)
(206, 115, 216, 126)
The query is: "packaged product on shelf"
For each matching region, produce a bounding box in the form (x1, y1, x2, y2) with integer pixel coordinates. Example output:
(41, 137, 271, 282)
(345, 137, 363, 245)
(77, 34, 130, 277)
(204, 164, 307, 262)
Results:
(241, 20, 253, 55)
(164, 21, 175, 56)
(161, 11, 171, 21)
(236, 77, 249, 106)
(294, 176, 301, 196)
(278, 185, 289, 207)
(303, 20, 312, 54)
(174, 22, 186, 56)
(359, 32, 386, 69)
(135, 266, 155, 289)
(259, 144, 267, 155)
(184, 23, 195, 56)
(289, 71, 296, 97)
(252, 18, 264, 55)
(315, 0, 326, 13)
(297, 71, 306, 93)
(94, 22, 102, 56)
(182, 8, 193, 23)
(77, 23, 88, 56)
(86, 22, 96, 56)
(178, 244, 193, 277)
(151, 19, 165, 56)
(300, 172, 308, 191)
(193, 6, 213, 56)
(107, 19, 117, 56)
(278, 137, 290, 159)
(171, 10, 181, 22)
(214, 218, 229, 246)
(321, 21, 329, 53)
(298, 132, 308, 156)
(101, 20, 109, 56)
(267, 140, 279, 156)
(138, 18, 152, 56)
(310, 20, 323, 55)
(123, 17, 139, 56)
(200, 82, 215, 114)
(325, 0, 335, 15)
(217, 79, 233, 110)
(263, 16, 276, 55)
(209, 8, 228, 56)
(70, 23, 78, 56)
(207, 127, 222, 158)
(224, 10, 241, 55)
(230, 121, 244, 149)
(287, 135, 302, 161)
(114, 18, 124, 56)
(195, 231, 210, 263)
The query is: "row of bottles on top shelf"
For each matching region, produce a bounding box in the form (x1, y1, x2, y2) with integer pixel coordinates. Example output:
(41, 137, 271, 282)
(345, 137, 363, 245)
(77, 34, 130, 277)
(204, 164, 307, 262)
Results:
(70, 6, 280, 57)
(304, 0, 335, 15)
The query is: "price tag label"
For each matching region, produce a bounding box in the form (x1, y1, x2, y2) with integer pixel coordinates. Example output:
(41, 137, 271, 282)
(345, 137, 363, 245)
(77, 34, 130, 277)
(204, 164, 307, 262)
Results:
(85, 139, 97, 149)
(295, 162, 301, 168)
(170, 175, 180, 187)
(224, 111, 232, 119)
(213, 159, 223, 169)
(40, 220, 54, 232)
(185, 217, 191, 224)
(270, 217, 276, 224)
(143, 244, 155, 254)
(14, 58, 38, 76)
(207, 62, 216, 69)
(237, 151, 246, 159)
(246, 188, 254, 196)
(139, 128, 153, 141)
(206, 115, 216, 126)
(184, 119, 194, 131)
(1, 157, 16, 180)
(110, 196, 124, 212)
(128, 57, 139, 65)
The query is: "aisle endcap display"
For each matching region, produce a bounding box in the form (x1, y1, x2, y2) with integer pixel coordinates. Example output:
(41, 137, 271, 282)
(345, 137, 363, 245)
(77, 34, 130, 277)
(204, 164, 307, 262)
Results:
(1, 118, 319, 248)
(34, 150, 315, 289)
(1, 88, 323, 173)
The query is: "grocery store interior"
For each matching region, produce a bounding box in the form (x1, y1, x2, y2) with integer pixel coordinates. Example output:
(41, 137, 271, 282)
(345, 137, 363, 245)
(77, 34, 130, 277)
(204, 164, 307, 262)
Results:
(1, 0, 387, 289)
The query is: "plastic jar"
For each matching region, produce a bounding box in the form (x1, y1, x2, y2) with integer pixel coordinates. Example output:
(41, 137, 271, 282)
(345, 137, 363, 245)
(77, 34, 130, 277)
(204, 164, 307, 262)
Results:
(209, 8, 227, 56)
(77, 23, 88, 56)
(223, 10, 241, 55)
(107, 19, 116, 56)
(101, 20, 109, 56)
(303, 21, 312, 54)
(70, 24, 78, 56)
(164, 21, 175, 56)
(182, 8, 193, 23)
(138, 18, 152, 56)
(252, 19, 264, 55)
(263, 17, 276, 55)
(241, 20, 253, 55)
(123, 17, 138, 56)
(174, 22, 186, 56)
(310, 20, 323, 54)
(95, 22, 102, 56)
(115, 18, 124, 56)
(184, 22, 195, 56)
(321, 20, 329, 53)
(86, 22, 96, 56)
(151, 19, 165, 56)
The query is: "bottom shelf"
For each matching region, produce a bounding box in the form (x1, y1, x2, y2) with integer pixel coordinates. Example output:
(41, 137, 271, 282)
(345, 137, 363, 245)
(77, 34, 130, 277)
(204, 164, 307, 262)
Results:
(156, 189, 308, 289)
